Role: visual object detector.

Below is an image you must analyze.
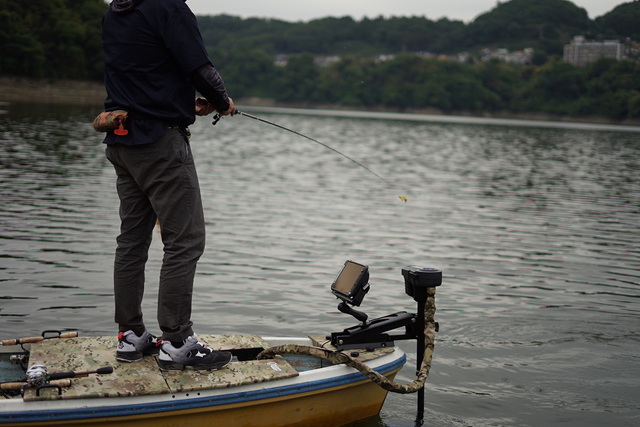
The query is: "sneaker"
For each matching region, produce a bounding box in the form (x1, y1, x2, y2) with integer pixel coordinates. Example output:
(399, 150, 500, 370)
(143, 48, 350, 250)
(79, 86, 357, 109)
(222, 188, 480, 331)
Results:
(116, 330, 161, 362)
(157, 335, 232, 371)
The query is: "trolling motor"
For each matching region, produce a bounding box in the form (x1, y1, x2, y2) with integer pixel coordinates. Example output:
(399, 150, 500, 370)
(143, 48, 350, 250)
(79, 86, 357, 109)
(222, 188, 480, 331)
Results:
(328, 261, 441, 350)
(327, 261, 442, 423)
(257, 261, 442, 423)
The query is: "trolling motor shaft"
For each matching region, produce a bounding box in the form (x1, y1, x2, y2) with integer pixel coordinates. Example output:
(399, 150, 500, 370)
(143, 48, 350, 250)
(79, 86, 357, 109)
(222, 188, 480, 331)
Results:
(402, 266, 442, 422)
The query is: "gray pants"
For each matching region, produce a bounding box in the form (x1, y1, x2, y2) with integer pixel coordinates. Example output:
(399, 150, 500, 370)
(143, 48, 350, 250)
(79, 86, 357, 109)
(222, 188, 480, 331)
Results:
(105, 129, 205, 342)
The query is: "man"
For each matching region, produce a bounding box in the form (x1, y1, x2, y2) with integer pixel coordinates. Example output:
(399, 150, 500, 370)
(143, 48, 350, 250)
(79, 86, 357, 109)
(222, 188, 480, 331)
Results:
(101, 0, 236, 371)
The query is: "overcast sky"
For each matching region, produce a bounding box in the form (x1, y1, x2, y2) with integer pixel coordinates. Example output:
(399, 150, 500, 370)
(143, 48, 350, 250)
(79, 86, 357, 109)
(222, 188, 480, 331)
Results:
(185, 0, 627, 22)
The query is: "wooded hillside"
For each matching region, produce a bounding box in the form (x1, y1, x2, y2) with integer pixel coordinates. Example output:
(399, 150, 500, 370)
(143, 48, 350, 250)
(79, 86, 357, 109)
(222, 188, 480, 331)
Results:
(1, 0, 639, 120)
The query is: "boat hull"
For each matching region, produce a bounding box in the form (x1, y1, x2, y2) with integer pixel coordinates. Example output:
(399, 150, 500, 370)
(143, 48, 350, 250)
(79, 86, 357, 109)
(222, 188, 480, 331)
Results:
(5, 374, 398, 426)
(1, 336, 405, 426)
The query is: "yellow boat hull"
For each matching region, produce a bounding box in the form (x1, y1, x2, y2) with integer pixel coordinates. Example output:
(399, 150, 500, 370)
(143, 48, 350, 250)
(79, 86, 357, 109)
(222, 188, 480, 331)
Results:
(14, 372, 398, 427)
(1, 335, 405, 427)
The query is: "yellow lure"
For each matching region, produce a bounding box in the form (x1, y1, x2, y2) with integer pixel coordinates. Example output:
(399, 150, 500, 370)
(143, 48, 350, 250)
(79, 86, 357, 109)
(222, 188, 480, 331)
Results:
(398, 196, 408, 203)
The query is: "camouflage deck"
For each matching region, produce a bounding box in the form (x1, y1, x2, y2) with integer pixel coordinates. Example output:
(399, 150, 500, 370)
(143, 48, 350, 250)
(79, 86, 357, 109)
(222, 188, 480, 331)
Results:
(24, 335, 298, 402)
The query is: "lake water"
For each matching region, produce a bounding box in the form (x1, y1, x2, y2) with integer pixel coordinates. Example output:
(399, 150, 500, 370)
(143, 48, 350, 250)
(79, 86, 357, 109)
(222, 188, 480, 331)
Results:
(1, 102, 639, 426)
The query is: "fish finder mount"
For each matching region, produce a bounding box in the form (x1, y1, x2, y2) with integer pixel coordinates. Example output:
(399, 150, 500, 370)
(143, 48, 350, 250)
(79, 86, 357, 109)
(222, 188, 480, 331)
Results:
(328, 261, 442, 350)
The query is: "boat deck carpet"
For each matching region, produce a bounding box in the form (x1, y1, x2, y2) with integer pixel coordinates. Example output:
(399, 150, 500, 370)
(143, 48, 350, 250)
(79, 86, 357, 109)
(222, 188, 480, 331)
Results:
(24, 334, 298, 402)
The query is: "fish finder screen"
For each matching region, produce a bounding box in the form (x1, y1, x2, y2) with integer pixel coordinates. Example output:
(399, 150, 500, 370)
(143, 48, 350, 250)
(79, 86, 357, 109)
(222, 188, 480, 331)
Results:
(332, 261, 367, 296)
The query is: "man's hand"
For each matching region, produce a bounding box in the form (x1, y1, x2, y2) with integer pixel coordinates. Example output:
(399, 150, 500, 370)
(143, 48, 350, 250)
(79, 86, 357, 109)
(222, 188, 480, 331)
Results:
(218, 97, 237, 116)
(195, 97, 215, 116)
(195, 97, 236, 117)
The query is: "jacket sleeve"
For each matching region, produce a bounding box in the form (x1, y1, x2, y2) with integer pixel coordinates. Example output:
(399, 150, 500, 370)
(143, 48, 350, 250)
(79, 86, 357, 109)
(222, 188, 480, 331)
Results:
(190, 63, 231, 112)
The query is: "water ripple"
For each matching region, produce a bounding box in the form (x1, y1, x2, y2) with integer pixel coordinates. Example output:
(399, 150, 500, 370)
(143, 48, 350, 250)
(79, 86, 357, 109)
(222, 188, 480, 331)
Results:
(1, 105, 638, 426)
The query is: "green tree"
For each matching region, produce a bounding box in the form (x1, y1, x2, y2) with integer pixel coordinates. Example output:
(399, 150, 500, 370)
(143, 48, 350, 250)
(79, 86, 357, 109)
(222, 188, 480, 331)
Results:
(0, 8, 45, 77)
(628, 91, 640, 118)
(273, 53, 320, 102)
(475, 60, 522, 110)
(0, 0, 105, 79)
(521, 61, 588, 114)
(212, 47, 277, 98)
(595, 1, 640, 40)
(584, 59, 640, 118)
(374, 53, 424, 108)
(464, 0, 593, 53)
(316, 55, 377, 105)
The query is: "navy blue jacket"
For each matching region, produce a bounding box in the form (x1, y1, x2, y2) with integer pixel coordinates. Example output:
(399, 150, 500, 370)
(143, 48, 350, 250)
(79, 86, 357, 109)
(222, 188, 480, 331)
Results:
(102, 0, 226, 145)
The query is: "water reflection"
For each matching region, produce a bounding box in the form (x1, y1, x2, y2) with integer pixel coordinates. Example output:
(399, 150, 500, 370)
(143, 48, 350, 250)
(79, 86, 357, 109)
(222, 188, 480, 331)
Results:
(1, 103, 105, 175)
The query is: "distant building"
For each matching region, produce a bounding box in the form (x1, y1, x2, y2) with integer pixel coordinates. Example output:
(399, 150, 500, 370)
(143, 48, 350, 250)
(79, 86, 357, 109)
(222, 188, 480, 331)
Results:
(481, 47, 534, 64)
(624, 39, 640, 61)
(314, 56, 340, 67)
(274, 54, 289, 67)
(564, 36, 623, 66)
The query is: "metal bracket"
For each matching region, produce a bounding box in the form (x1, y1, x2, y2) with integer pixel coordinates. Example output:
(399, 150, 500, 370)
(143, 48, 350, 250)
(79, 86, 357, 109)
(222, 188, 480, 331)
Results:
(328, 311, 418, 350)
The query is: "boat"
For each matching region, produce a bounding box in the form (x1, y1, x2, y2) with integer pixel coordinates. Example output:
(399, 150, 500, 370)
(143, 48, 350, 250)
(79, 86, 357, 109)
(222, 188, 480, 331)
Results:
(0, 263, 442, 426)
(1, 334, 406, 426)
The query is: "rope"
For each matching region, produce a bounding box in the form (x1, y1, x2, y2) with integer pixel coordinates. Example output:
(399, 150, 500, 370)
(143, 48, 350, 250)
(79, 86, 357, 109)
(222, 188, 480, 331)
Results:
(258, 287, 437, 394)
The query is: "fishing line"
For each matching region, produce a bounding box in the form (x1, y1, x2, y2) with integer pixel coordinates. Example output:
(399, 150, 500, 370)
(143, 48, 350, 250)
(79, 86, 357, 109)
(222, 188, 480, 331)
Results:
(211, 111, 408, 202)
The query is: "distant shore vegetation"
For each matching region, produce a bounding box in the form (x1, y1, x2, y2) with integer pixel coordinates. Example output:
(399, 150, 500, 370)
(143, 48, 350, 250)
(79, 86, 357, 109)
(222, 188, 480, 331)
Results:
(0, 0, 639, 122)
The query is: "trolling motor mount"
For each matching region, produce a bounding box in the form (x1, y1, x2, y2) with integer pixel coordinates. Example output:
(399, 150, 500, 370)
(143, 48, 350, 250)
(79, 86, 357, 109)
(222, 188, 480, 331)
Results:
(328, 261, 442, 350)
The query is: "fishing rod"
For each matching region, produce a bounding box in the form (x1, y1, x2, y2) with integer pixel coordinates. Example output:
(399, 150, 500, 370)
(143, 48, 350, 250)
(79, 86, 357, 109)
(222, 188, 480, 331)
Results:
(1, 331, 78, 346)
(210, 109, 408, 202)
(1, 366, 113, 390)
(236, 111, 390, 186)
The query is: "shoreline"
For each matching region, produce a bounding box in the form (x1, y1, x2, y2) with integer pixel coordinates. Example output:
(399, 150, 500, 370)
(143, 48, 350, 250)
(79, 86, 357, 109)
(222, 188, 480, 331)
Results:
(0, 77, 107, 106)
(1, 77, 638, 127)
